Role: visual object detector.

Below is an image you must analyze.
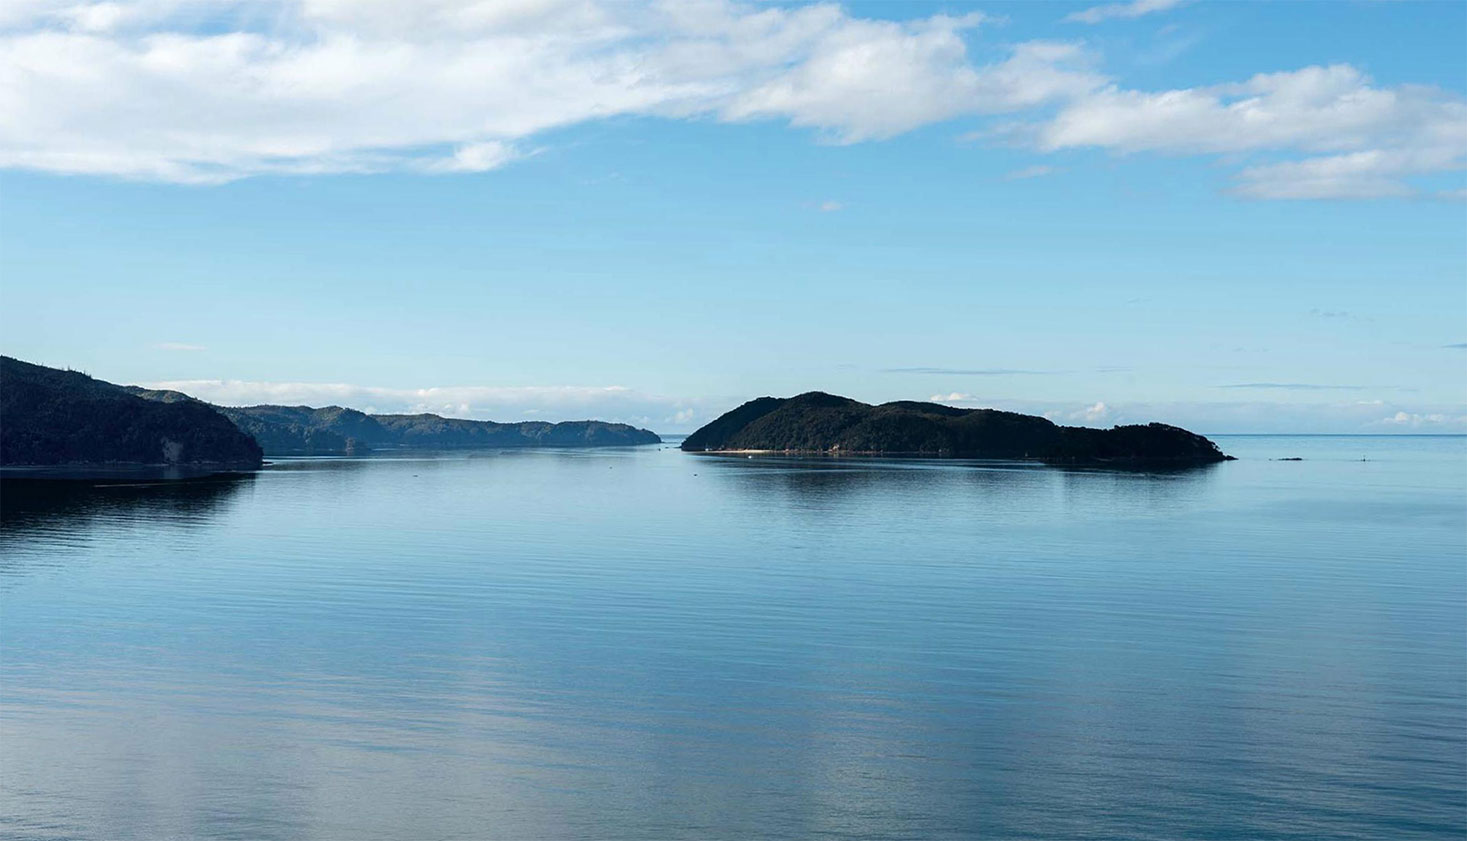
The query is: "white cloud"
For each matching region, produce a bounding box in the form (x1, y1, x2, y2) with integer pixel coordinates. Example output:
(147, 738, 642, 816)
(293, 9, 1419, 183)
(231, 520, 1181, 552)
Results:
(1064, 0, 1184, 25)
(1376, 410, 1467, 430)
(419, 140, 521, 174)
(936, 395, 1104, 425)
(2, 3, 1461, 200)
(140, 379, 1467, 433)
(1233, 148, 1460, 199)
(720, 20, 1101, 142)
(929, 393, 1467, 433)
(1039, 401, 1111, 424)
(0, 0, 1099, 181)
(818, 199, 842, 211)
(1084, 400, 1467, 433)
(1028, 64, 1467, 199)
(1037, 65, 1457, 153)
(153, 341, 205, 351)
(61, 2, 129, 32)
(149, 378, 629, 410)
(137, 377, 727, 430)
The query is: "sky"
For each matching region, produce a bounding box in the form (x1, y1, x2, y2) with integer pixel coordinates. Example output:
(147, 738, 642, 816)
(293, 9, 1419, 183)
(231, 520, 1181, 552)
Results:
(1, 0, 1464, 434)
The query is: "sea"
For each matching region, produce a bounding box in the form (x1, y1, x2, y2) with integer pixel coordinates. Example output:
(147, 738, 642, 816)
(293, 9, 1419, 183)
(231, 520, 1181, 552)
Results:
(2, 435, 1463, 840)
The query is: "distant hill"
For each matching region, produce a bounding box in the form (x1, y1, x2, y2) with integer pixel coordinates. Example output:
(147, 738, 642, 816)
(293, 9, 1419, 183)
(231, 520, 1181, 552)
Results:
(681, 392, 1231, 465)
(124, 388, 662, 454)
(1, 357, 263, 469)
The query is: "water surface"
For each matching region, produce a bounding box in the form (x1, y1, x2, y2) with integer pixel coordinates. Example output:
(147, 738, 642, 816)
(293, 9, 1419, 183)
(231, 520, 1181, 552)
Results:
(3, 436, 1463, 840)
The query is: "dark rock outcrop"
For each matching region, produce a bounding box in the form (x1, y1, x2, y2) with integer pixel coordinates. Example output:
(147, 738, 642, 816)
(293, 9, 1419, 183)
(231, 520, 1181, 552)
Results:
(681, 392, 1231, 466)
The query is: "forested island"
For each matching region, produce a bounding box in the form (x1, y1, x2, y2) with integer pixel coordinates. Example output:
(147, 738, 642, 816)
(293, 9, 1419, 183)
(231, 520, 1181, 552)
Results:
(682, 392, 1232, 466)
(1, 357, 661, 473)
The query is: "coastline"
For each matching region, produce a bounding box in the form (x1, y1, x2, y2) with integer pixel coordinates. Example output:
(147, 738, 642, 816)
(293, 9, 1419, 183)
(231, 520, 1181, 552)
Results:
(0, 462, 263, 481)
(684, 448, 1235, 466)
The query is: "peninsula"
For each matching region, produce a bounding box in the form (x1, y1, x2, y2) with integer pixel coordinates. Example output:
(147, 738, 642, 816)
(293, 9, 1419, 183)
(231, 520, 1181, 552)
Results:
(125, 388, 662, 455)
(681, 392, 1232, 465)
(1, 357, 661, 473)
(1, 356, 264, 472)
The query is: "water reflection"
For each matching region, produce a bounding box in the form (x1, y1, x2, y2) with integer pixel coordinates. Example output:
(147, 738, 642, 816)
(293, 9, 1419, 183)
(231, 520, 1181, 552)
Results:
(1, 442, 1461, 841)
(695, 453, 1221, 523)
(0, 474, 255, 560)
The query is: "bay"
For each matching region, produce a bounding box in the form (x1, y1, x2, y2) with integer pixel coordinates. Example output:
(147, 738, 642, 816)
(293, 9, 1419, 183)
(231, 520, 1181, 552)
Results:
(2, 435, 1463, 840)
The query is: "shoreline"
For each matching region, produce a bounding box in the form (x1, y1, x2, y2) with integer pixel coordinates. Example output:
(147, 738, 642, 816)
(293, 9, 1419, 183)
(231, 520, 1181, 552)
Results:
(682, 448, 1233, 465)
(0, 463, 262, 481)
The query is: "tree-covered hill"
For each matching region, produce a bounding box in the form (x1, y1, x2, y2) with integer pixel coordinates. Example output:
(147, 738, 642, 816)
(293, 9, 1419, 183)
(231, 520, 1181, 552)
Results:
(210, 405, 661, 454)
(122, 388, 662, 454)
(1, 357, 263, 468)
(2, 357, 661, 466)
(682, 392, 1231, 465)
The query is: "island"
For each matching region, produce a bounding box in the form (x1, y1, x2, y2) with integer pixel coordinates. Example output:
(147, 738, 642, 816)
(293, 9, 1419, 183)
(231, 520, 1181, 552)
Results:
(681, 392, 1233, 466)
(1, 356, 264, 474)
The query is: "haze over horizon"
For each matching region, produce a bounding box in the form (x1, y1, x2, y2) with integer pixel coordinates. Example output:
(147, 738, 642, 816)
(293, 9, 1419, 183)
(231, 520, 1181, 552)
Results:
(2, 0, 1464, 434)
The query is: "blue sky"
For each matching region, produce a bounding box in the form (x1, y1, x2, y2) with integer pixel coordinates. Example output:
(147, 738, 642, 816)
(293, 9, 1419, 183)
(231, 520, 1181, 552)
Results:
(1, 0, 1463, 433)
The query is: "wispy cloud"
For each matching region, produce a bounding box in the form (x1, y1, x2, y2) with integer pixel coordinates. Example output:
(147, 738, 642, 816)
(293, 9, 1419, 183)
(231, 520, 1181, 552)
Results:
(818, 200, 844, 212)
(1040, 401, 1112, 424)
(886, 367, 1058, 375)
(1444, 343, 1467, 349)
(1218, 383, 1366, 391)
(1004, 164, 1058, 180)
(153, 342, 206, 352)
(0, 2, 1099, 182)
(1133, 28, 1201, 67)
(1376, 411, 1467, 430)
(137, 378, 722, 431)
(138, 377, 1467, 433)
(928, 393, 1111, 424)
(931, 394, 1467, 433)
(1233, 148, 1460, 200)
(0, 2, 1459, 200)
(1064, 0, 1186, 25)
(1020, 64, 1467, 200)
(416, 141, 522, 174)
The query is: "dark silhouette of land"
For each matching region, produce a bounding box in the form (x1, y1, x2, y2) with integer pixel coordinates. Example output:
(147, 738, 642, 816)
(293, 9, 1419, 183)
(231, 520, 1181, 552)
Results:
(1, 357, 661, 472)
(126, 388, 662, 454)
(1, 357, 263, 470)
(682, 392, 1232, 465)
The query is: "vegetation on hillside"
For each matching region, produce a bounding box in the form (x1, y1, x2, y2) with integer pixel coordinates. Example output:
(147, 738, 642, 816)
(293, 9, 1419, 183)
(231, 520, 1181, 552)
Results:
(682, 392, 1231, 465)
(1, 357, 263, 467)
(123, 389, 662, 454)
(209, 405, 662, 454)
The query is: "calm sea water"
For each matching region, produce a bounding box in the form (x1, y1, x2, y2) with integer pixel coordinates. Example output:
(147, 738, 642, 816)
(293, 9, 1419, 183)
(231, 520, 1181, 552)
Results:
(2, 436, 1463, 840)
